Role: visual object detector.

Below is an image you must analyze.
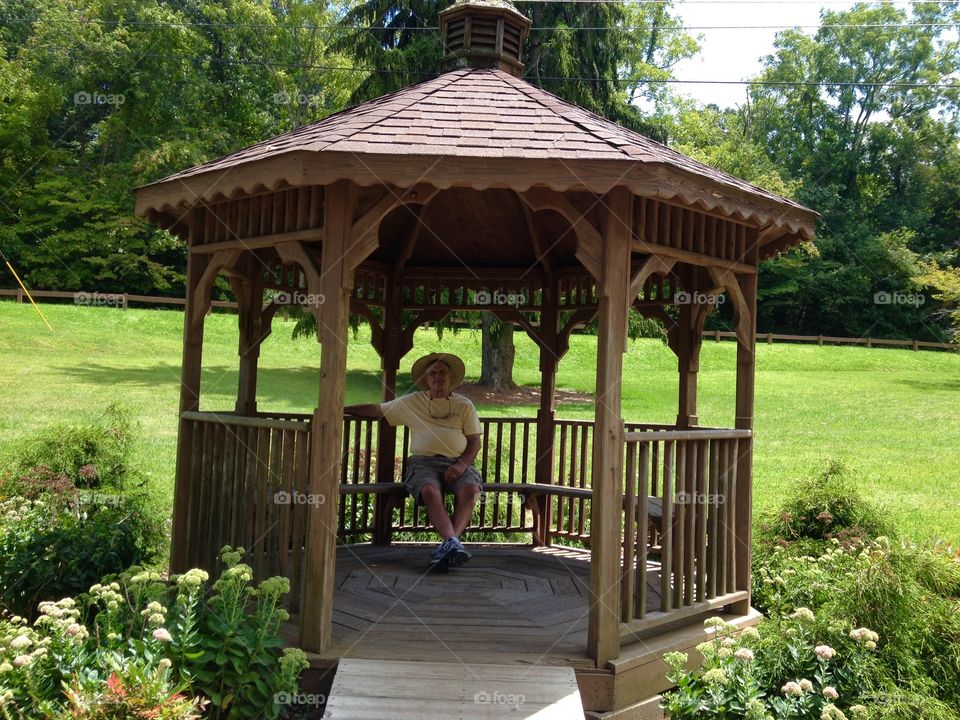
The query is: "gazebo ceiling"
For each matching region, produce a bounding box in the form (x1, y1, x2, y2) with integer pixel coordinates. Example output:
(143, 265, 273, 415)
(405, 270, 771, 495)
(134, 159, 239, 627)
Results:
(135, 67, 817, 252)
(369, 187, 570, 268)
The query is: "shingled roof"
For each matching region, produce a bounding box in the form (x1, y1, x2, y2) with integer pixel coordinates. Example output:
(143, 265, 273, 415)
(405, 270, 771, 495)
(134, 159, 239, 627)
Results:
(136, 67, 816, 242)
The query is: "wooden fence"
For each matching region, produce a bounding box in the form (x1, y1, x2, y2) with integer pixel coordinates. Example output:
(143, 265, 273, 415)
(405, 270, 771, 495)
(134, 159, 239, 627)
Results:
(2, 287, 956, 352)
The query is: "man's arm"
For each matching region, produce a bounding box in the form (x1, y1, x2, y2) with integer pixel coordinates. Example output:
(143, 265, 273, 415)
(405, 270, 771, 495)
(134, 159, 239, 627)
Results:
(344, 403, 384, 419)
(443, 433, 481, 484)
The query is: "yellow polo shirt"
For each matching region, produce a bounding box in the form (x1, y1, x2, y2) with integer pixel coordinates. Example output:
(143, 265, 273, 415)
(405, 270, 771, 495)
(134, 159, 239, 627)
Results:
(381, 392, 482, 458)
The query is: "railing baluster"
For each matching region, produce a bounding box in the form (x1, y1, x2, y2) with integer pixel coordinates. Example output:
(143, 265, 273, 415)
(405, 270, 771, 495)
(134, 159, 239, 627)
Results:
(660, 440, 675, 612)
(727, 439, 739, 592)
(707, 439, 719, 600)
(673, 439, 686, 608)
(696, 438, 708, 603)
(637, 443, 649, 620)
(622, 442, 637, 622)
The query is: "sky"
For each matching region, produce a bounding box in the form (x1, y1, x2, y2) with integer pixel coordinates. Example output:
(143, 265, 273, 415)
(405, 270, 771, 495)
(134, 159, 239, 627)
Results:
(669, 0, 833, 108)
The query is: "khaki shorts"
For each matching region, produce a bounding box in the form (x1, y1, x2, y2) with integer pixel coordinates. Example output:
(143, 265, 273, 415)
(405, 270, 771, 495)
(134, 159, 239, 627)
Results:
(403, 455, 482, 501)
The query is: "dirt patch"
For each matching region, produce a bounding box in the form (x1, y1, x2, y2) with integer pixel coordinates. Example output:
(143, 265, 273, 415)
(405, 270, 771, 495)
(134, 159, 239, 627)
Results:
(456, 382, 593, 407)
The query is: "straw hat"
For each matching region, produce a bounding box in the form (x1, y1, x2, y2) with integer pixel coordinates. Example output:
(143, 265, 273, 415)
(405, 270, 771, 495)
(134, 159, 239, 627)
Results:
(411, 353, 466, 390)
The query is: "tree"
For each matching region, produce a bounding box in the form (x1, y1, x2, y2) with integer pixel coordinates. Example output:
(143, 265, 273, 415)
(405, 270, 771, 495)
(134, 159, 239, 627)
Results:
(336, 0, 695, 390)
(740, 1, 960, 340)
(0, 0, 358, 295)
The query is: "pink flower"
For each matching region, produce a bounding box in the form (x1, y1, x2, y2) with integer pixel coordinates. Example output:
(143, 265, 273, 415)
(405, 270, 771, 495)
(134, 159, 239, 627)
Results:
(823, 686, 839, 700)
(782, 681, 803, 697)
(734, 648, 755, 662)
(815, 644, 837, 660)
(152, 628, 172, 642)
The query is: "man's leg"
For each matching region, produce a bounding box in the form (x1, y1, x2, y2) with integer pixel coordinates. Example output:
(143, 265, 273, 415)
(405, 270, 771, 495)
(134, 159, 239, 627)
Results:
(451, 483, 481, 537)
(419, 483, 456, 540)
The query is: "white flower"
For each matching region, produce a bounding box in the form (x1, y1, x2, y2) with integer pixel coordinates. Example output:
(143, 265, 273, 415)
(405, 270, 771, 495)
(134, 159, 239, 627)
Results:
(152, 628, 173, 642)
(735, 648, 755, 662)
(12, 655, 32, 667)
(823, 686, 839, 699)
(800, 679, 814, 693)
(782, 681, 803, 697)
(790, 607, 815, 623)
(815, 644, 837, 660)
(9, 635, 31, 650)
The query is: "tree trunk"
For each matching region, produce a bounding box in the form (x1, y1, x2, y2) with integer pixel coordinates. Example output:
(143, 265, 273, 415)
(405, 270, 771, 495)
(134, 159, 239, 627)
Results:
(479, 314, 516, 391)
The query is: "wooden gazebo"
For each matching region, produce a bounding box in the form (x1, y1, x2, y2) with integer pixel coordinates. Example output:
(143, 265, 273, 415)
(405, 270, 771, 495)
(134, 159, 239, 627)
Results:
(135, 0, 816, 714)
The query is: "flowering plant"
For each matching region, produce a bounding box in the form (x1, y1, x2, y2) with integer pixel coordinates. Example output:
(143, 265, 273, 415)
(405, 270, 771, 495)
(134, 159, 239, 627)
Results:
(662, 613, 879, 720)
(0, 547, 307, 719)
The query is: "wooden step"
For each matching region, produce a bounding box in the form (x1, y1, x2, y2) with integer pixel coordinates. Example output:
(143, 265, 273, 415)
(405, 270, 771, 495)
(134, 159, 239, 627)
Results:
(324, 658, 584, 719)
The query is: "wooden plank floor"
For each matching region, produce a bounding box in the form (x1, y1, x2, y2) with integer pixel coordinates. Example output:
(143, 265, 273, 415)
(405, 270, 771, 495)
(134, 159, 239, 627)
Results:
(297, 544, 663, 668)
(323, 658, 583, 719)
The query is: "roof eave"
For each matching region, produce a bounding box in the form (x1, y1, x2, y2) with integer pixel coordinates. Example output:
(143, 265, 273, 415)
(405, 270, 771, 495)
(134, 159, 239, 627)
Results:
(135, 149, 816, 252)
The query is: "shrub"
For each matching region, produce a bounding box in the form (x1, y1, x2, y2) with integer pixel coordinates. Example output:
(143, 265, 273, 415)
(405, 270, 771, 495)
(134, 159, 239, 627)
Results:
(0, 548, 308, 719)
(0, 496, 161, 618)
(758, 460, 892, 545)
(12, 404, 135, 490)
(751, 537, 960, 718)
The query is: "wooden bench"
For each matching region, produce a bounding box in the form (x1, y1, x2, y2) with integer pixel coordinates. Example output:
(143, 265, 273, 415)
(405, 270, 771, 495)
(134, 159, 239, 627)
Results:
(338, 481, 665, 546)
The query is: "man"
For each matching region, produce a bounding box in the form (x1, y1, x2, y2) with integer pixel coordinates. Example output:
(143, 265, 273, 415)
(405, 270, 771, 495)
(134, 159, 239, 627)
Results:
(345, 352, 482, 571)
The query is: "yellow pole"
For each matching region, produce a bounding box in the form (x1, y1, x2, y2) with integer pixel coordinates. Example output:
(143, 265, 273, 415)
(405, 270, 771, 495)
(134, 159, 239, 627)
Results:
(4, 260, 53, 331)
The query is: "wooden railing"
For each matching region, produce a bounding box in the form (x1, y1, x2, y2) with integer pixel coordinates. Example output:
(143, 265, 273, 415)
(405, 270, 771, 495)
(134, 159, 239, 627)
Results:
(619, 428, 752, 639)
(179, 411, 312, 612)
(176, 411, 753, 631)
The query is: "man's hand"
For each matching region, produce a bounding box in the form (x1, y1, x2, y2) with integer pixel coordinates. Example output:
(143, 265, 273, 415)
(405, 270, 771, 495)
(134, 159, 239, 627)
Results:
(443, 458, 468, 484)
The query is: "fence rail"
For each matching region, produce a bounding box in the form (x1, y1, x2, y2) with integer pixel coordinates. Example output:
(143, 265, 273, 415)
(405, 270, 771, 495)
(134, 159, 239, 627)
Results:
(3, 288, 955, 351)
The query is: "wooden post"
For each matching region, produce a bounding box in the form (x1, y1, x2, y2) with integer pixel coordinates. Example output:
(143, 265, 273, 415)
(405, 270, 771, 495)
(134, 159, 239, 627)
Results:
(300, 181, 355, 652)
(234, 253, 265, 416)
(731, 251, 758, 617)
(676, 269, 700, 430)
(533, 277, 559, 546)
(171, 208, 209, 573)
(587, 187, 631, 668)
(374, 274, 402, 544)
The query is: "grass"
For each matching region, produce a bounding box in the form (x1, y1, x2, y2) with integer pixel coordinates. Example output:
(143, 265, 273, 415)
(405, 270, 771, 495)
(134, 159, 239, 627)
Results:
(1, 300, 959, 542)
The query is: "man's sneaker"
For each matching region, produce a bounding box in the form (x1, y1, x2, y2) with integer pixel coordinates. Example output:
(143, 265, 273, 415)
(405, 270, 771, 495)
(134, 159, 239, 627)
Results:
(429, 537, 459, 571)
(448, 538, 472, 568)
(429, 538, 453, 563)
(428, 537, 470, 572)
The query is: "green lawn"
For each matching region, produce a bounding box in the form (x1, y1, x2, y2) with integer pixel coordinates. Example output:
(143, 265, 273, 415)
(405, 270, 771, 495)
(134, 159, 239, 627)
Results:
(1, 301, 958, 542)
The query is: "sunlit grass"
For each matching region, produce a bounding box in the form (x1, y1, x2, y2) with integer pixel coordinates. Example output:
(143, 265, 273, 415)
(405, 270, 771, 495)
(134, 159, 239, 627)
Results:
(1, 301, 958, 541)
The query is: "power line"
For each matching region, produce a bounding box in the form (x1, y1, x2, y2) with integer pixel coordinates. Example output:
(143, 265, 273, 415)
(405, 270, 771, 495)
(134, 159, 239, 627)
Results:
(4, 16, 957, 32)
(34, 49, 959, 89)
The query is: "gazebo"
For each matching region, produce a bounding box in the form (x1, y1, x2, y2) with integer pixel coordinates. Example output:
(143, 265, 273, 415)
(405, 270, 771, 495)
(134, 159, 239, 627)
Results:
(135, 1, 816, 715)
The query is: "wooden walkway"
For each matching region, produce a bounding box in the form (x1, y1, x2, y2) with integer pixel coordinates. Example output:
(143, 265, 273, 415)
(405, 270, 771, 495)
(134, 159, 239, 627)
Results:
(295, 544, 663, 668)
(323, 658, 583, 719)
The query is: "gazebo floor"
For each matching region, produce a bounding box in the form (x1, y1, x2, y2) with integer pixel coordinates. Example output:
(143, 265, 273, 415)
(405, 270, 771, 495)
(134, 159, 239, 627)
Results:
(286, 543, 663, 669)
